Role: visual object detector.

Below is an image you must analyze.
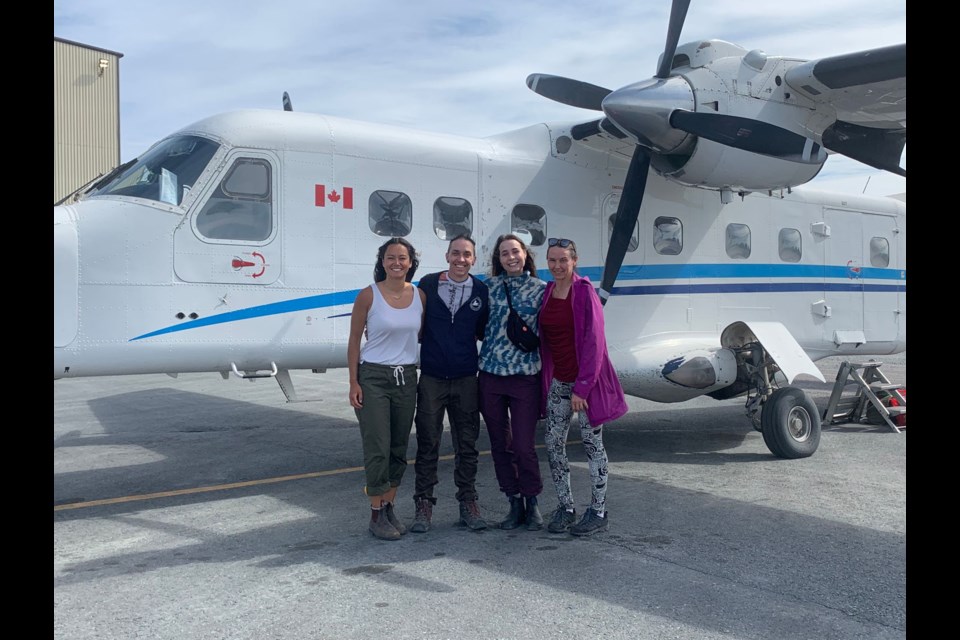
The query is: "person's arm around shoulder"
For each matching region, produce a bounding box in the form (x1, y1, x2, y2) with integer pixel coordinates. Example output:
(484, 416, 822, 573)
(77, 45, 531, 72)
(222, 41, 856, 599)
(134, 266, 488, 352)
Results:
(418, 287, 428, 339)
(475, 276, 490, 341)
(416, 275, 431, 341)
(348, 286, 374, 409)
(480, 276, 500, 342)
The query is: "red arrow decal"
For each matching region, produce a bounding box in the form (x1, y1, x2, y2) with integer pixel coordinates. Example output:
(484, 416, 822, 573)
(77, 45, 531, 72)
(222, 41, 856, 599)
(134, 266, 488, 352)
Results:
(251, 252, 266, 278)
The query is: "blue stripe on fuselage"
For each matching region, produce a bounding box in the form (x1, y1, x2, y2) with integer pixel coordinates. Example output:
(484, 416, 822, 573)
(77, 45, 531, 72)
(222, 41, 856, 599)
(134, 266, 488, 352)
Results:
(129, 263, 906, 341)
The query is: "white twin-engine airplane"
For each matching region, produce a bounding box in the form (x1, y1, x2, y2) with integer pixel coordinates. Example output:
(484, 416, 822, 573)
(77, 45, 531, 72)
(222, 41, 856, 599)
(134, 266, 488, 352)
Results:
(54, 1, 905, 460)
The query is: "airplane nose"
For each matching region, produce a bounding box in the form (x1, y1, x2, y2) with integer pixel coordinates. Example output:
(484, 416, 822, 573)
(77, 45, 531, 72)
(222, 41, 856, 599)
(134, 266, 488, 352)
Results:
(601, 75, 695, 154)
(54, 206, 79, 367)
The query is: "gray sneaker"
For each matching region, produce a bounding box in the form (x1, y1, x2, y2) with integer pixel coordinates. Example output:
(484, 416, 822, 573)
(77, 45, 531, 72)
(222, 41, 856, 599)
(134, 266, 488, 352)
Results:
(410, 498, 433, 533)
(459, 500, 488, 530)
(569, 508, 609, 536)
(547, 505, 577, 533)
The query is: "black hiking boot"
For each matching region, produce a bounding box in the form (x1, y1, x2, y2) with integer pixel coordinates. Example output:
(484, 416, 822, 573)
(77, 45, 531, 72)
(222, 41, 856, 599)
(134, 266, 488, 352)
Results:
(524, 495, 544, 531)
(499, 495, 526, 530)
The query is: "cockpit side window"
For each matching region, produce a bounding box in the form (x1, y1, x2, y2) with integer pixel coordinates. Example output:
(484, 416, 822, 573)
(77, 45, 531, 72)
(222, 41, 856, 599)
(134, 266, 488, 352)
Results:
(196, 158, 273, 242)
(89, 135, 219, 206)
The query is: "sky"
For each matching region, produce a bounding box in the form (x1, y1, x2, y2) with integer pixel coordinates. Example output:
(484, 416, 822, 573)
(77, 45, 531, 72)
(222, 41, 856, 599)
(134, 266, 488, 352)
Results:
(54, 0, 906, 198)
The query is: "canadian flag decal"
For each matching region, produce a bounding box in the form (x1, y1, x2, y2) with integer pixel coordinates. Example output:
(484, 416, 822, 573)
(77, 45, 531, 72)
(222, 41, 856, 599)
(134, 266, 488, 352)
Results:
(315, 184, 354, 209)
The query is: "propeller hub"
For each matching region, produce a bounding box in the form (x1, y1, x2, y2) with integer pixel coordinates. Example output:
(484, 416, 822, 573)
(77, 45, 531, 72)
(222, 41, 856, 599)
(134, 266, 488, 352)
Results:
(601, 76, 694, 153)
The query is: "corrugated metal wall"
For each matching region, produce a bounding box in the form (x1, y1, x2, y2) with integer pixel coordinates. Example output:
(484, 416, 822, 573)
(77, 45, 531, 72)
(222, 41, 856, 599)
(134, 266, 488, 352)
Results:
(54, 39, 122, 204)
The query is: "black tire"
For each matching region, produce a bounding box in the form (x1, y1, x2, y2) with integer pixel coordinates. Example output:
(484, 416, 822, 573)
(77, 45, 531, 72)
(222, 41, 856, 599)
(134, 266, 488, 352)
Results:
(760, 387, 821, 459)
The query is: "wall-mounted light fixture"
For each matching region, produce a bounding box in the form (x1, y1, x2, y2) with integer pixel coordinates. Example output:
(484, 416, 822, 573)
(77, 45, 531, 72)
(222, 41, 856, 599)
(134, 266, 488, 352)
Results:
(98, 58, 109, 76)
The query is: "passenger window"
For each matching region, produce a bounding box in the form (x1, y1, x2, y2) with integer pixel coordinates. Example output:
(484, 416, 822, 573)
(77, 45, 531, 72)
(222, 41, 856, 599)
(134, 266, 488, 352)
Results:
(870, 237, 890, 267)
(607, 214, 639, 252)
(654, 216, 682, 255)
(433, 197, 473, 240)
(725, 223, 751, 259)
(196, 158, 272, 242)
(778, 228, 802, 262)
(369, 190, 413, 237)
(512, 204, 546, 246)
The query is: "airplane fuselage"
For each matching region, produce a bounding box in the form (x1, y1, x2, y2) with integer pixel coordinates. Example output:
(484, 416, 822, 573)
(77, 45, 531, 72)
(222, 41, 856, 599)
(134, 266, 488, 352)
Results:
(53, 110, 906, 403)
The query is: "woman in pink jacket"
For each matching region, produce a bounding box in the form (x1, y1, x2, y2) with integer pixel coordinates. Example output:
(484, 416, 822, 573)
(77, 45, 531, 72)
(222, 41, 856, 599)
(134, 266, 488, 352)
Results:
(538, 237, 628, 536)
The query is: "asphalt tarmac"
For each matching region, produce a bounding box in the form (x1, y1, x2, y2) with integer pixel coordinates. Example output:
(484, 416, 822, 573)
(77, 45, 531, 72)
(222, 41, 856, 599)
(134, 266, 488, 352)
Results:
(54, 353, 906, 640)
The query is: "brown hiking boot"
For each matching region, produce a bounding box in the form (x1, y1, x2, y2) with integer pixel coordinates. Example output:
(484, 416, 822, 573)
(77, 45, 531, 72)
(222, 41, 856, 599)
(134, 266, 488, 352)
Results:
(383, 502, 407, 535)
(410, 498, 433, 533)
(459, 500, 488, 530)
(369, 508, 401, 541)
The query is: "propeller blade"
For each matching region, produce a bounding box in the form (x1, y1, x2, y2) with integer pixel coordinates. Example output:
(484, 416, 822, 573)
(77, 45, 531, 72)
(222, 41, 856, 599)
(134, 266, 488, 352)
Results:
(670, 111, 827, 164)
(656, 0, 692, 78)
(599, 147, 651, 305)
(282, 92, 293, 112)
(525, 74, 611, 111)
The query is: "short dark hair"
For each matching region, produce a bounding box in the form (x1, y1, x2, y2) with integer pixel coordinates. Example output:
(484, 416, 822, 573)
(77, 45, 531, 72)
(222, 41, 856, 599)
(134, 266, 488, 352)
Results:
(490, 233, 538, 277)
(373, 237, 420, 282)
(447, 233, 476, 252)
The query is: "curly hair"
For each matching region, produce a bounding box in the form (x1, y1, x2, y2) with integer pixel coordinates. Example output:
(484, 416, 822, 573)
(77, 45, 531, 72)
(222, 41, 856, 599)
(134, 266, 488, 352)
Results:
(490, 233, 538, 277)
(373, 237, 420, 283)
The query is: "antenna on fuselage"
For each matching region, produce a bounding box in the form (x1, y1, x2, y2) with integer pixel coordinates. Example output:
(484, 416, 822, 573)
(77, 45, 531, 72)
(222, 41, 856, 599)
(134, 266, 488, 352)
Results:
(282, 92, 293, 112)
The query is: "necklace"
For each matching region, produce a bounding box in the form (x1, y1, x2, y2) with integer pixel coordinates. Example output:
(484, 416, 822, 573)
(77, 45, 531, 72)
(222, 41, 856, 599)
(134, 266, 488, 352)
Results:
(383, 284, 405, 300)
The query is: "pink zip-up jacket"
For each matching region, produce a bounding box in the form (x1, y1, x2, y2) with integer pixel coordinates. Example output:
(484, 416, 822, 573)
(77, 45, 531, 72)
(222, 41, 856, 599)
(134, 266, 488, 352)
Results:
(538, 273, 628, 425)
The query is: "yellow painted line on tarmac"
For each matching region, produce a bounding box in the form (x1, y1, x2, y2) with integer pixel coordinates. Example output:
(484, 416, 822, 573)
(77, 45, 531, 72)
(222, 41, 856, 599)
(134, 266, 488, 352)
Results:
(54, 440, 578, 512)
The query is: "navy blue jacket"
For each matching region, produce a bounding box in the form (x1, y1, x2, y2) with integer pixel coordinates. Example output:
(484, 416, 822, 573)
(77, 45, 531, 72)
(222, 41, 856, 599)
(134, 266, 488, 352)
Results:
(418, 272, 489, 379)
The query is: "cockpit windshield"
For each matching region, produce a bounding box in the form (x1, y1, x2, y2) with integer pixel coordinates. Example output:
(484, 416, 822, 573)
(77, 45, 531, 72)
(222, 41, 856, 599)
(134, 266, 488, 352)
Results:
(88, 135, 220, 206)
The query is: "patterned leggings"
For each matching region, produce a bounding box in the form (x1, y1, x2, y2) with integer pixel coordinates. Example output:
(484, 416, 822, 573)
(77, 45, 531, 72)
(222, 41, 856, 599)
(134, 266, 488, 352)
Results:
(544, 378, 609, 512)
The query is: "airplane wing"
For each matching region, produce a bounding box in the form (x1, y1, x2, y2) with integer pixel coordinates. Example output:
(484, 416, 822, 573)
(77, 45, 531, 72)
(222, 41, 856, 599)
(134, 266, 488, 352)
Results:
(564, 118, 636, 160)
(784, 43, 906, 175)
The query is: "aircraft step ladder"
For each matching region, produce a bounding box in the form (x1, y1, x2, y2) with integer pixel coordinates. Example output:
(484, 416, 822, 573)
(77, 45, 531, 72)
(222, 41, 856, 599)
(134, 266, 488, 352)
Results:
(821, 361, 906, 433)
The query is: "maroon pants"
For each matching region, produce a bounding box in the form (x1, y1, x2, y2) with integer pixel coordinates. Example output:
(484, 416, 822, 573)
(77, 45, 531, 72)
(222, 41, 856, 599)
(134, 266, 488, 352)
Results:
(478, 371, 543, 498)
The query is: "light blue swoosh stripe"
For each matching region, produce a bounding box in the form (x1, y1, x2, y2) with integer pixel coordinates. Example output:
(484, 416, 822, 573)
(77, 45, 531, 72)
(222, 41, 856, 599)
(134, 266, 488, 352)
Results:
(130, 263, 906, 341)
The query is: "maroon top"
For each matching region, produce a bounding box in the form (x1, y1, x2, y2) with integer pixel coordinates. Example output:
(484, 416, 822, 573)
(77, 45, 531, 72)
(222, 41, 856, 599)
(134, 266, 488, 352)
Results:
(540, 294, 578, 382)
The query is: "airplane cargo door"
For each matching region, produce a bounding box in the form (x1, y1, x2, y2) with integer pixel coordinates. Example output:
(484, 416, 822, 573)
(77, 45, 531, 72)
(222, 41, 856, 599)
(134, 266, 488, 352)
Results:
(822, 209, 864, 346)
(861, 212, 900, 343)
(822, 209, 900, 346)
(175, 151, 282, 285)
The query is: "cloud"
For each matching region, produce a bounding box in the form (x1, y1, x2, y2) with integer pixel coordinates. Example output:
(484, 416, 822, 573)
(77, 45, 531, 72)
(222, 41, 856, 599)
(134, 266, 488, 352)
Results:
(54, 0, 906, 196)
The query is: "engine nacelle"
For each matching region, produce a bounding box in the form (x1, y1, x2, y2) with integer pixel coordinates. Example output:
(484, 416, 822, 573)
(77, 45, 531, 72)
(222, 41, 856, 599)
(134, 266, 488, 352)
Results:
(610, 338, 737, 403)
(655, 41, 827, 192)
(653, 138, 825, 192)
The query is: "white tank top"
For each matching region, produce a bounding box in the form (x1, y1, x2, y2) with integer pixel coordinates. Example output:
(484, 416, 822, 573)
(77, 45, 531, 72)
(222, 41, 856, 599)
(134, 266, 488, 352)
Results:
(359, 282, 423, 365)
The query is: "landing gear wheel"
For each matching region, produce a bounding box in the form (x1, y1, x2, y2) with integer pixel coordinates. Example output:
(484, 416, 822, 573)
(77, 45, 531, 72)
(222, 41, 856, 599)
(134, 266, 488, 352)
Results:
(760, 387, 821, 459)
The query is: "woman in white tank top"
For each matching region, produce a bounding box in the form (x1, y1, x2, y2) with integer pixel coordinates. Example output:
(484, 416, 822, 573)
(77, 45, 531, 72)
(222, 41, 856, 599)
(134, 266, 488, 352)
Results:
(347, 237, 426, 540)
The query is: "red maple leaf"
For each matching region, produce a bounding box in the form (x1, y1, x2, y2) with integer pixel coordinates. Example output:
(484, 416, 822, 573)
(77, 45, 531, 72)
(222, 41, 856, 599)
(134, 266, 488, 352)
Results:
(328, 190, 341, 203)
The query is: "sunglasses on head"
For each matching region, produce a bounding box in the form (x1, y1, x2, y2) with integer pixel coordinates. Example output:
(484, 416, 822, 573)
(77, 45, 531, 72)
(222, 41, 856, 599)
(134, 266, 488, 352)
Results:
(548, 237, 574, 248)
